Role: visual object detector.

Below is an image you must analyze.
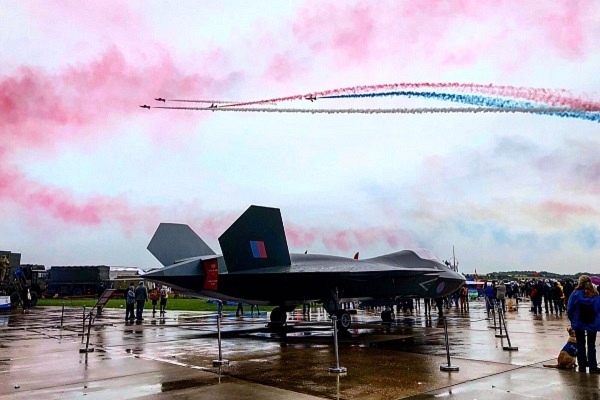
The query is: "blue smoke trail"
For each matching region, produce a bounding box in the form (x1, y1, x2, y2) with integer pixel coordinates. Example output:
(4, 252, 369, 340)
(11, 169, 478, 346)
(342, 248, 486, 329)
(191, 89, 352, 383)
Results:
(322, 91, 600, 123)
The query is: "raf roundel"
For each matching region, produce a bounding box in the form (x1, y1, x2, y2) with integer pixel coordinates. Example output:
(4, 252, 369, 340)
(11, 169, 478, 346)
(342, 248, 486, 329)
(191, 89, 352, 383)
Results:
(436, 282, 446, 294)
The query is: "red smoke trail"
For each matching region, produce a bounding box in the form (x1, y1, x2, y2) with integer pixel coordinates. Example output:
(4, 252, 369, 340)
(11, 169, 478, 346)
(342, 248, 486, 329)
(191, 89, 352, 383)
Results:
(0, 165, 159, 233)
(0, 47, 231, 231)
(1, 47, 222, 150)
(285, 224, 416, 253)
(220, 83, 600, 111)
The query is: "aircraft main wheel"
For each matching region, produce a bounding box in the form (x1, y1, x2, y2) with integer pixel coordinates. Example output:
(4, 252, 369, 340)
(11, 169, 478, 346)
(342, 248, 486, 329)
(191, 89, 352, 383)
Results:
(270, 306, 287, 325)
(381, 309, 396, 322)
(336, 310, 352, 331)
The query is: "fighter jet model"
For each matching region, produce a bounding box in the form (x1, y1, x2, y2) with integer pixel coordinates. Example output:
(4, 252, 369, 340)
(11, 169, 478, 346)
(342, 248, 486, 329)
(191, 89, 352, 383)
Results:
(144, 205, 465, 330)
(155, 98, 166, 102)
(304, 94, 317, 102)
(140, 105, 151, 109)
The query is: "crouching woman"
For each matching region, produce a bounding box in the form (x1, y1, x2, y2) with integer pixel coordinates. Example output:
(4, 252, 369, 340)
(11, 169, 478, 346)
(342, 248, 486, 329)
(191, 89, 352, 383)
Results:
(567, 275, 600, 373)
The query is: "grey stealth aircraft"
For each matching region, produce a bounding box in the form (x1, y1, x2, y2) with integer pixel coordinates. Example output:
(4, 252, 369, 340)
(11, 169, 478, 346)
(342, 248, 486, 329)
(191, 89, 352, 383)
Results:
(144, 205, 465, 330)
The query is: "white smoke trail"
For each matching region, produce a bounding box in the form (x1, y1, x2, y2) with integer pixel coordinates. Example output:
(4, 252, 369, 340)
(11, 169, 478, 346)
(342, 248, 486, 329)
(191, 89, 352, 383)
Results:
(153, 106, 592, 115)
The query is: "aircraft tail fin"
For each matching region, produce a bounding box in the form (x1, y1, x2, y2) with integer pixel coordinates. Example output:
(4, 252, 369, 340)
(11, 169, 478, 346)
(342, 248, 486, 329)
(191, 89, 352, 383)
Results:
(147, 223, 216, 266)
(218, 205, 291, 272)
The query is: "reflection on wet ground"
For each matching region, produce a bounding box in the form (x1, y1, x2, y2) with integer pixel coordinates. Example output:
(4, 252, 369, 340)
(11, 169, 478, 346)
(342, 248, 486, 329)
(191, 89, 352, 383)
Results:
(1, 300, 600, 399)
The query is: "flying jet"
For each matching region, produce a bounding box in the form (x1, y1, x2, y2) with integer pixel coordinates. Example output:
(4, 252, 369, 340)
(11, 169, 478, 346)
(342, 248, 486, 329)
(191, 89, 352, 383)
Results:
(304, 94, 317, 102)
(140, 105, 151, 109)
(144, 205, 465, 330)
(155, 98, 166, 102)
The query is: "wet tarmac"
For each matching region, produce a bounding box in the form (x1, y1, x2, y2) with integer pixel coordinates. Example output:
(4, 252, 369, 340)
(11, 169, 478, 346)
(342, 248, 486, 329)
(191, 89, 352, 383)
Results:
(1, 300, 600, 399)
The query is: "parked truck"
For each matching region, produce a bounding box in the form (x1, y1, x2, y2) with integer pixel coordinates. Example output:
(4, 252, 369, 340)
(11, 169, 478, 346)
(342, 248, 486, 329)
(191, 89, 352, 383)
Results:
(45, 265, 111, 298)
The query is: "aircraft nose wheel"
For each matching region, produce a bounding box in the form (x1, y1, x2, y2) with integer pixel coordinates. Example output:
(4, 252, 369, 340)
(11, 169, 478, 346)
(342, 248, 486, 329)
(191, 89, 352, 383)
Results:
(381, 309, 395, 322)
(269, 306, 287, 328)
(335, 310, 352, 331)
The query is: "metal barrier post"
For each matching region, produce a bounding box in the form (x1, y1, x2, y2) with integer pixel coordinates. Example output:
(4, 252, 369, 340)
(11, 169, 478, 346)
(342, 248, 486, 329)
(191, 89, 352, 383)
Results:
(80, 306, 86, 342)
(79, 311, 95, 353)
(60, 302, 65, 329)
(488, 299, 499, 329)
(213, 301, 229, 366)
(500, 308, 518, 351)
(440, 316, 459, 372)
(495, 302, 507, 338)
(329, 315, 347, 373)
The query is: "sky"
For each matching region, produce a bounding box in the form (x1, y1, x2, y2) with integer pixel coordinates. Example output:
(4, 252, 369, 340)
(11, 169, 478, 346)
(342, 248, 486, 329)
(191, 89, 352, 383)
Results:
(2, 1, 600, 274)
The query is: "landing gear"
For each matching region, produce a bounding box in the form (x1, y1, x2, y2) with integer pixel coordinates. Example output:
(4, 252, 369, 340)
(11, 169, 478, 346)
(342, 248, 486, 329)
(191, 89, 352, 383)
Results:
(269, 306, 287, 328)
(335, 310, 352, 331)
(323, 287, 353, 332)
(381, 308, 395, 322)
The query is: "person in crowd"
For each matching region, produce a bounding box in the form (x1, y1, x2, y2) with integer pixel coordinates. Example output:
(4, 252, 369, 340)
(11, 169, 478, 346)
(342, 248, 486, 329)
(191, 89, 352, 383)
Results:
(134, 281, 148, 321)
(434, 297, 444, 317)
(530, 279, 544, 315)
(567, 275, 600, 373)
(506, 282, 513, 299)
(496, 280, 507, 312)
(423, 297, 431, 317)
(452, 290, 459, 309)
(14, 265, 26, 286)
(484, 282, 496, 317)
(0, 255, 9, 282)
(159, 286, 168, 315)
(542, 279, 552, 314)
(459, 284, 468, 313)
(551, 281, 565, 315)
(563, 279, 575, 309)
(149, 286, 160, 315)
(125, 283, 135, 321)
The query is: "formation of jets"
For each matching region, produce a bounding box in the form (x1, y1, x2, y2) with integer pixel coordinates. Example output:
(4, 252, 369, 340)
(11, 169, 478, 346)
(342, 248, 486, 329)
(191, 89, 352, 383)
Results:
(144, 205, 465, 330)
(139, 97, 279, 110)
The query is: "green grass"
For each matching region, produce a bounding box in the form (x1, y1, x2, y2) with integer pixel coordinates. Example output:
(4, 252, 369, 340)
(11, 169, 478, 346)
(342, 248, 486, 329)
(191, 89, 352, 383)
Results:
(36, 297, 274, 312)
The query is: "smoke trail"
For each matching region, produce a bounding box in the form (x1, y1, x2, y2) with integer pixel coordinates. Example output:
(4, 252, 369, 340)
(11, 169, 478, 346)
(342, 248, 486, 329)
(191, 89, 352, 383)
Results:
(315, 83, 600, 111)
(168, 99, 242, 104)
(217, 82, 600, 110)
(321, 91, 600, 122)
(152, 105, 600, 122)
(285, 224, 416, 252)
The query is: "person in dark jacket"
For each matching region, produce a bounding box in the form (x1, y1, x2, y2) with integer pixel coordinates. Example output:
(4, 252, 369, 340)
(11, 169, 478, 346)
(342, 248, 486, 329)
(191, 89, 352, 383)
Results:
(134, 281, 148, 321)
(530, 280, 544, 315)
(541, 279, 551, 314)
(567, 275, 600, 373)
(563, 279, 575, 309)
